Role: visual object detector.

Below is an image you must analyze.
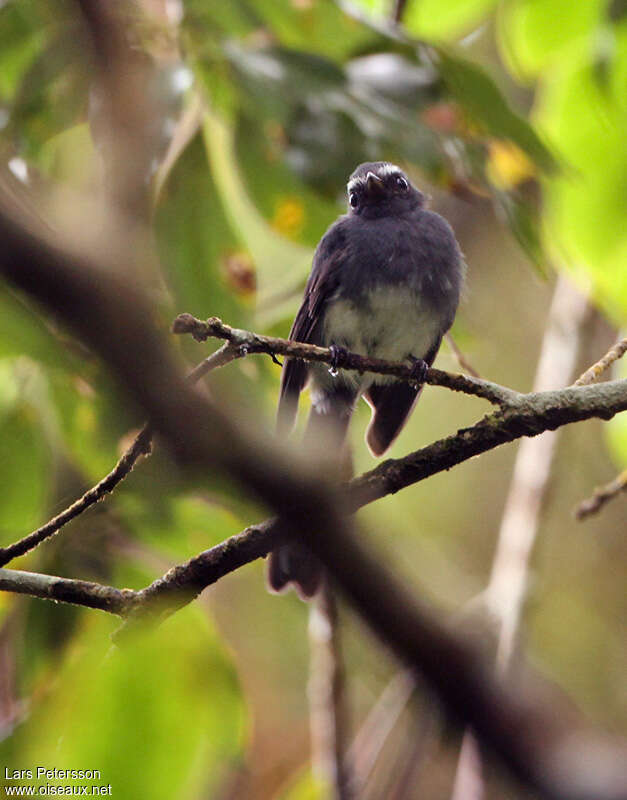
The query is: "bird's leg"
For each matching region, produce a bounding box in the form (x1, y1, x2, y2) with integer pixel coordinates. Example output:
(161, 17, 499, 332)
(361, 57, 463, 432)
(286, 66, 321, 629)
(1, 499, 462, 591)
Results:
(407, 355, 428, 385)
(328, 343, 349, 376)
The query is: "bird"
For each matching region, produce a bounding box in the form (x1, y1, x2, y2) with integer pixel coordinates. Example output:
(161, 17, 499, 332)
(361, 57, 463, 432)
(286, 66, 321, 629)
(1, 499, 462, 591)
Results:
(267, 161, 464, 598)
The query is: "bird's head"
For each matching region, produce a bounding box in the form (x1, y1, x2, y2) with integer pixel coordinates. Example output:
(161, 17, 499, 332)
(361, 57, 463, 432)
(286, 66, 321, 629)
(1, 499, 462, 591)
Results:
(346, 162, 425, 219)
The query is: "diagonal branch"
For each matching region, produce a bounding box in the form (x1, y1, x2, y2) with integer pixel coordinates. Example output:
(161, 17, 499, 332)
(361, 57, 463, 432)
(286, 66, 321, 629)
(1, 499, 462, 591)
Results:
(575, 337, 627, 386)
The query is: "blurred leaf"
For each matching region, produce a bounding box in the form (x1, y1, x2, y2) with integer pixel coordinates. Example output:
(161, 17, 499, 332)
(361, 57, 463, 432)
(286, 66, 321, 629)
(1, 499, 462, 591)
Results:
(202, 111, 313, 319)
(0, 0, 46, 100)
(155, 132, 252, 323)
(243, 0, 378, 61)
(1, 609, 245, 799)
(498, 0, 604, 79)
(0, 359, 51, 540)
(536, 27, 627, 323)
(437, 49, 557, 172)
(7, 28, 88, 158)
(0, 286, 77, 368)
(404, 0, 498, 41)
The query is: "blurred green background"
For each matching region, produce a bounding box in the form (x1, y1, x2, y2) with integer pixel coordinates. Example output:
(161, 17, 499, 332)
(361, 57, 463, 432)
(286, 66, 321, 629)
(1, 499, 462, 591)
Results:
(0, 0, 625, 797)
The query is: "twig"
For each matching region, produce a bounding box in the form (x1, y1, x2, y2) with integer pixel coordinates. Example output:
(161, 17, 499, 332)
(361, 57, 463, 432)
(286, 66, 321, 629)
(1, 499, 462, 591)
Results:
(575, 468, 627, 520)
(0, 426, 153, 567)
(309, 581, 352, 799)
(575, 337, 627, 386)
(173, 313, 518, 407)
(446, 332, 481, 378)
(0, 342, 240, 567)
(348, 670, 416, 794)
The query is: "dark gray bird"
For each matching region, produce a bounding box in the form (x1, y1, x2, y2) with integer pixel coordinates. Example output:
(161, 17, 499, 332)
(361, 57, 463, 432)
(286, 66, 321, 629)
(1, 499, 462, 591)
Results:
(268, 161, 463, 597)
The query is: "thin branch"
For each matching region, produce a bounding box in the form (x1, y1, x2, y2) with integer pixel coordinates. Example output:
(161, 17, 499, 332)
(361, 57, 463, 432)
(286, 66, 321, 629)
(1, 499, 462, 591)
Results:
(575, 468, 627, 520)
(574, 337, 627, 386)
(0, 426, 153, 567)
(173, 313, 518, 407)
(0, 342, 240, 567)
(446, 332, 481, 378)
(348, 670, 416, 794)
(309, 581, 352, 799)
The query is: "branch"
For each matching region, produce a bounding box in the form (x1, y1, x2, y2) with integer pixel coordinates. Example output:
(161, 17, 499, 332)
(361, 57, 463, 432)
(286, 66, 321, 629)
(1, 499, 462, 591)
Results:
(173, 313, 517, 407)
(575, 468, 627, 520)
(0, 567, 133, 615)
(575, 337, 627, 386)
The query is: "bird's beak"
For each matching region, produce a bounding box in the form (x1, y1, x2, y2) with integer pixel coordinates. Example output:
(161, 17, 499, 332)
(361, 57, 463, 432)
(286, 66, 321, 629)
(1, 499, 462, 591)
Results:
(365, 171, 385, 198)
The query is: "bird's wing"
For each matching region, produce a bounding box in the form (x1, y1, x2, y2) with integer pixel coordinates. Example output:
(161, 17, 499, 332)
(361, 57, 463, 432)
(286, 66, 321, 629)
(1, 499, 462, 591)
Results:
(277, 223, 347, 434)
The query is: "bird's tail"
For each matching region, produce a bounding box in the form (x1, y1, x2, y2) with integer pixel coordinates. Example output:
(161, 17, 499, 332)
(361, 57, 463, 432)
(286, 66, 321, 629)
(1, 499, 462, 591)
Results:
(268, 387, 356, 598)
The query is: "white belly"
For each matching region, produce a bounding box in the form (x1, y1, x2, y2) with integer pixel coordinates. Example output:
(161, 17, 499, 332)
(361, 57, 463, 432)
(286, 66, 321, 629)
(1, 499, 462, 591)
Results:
(311, 286, 442, 399)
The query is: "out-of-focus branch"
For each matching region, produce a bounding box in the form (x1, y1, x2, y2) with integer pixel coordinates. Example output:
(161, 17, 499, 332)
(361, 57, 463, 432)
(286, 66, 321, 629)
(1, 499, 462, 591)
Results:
(574, 337, 627, 386)
(1, 208, 627, 800)
(486, 276, 590, 669)
(172, 313, 516, 406)
(348, 670, 416, 794)
(309, 581, 352, 799)
(452, 276, 590, 800)
(575, 468, 627, 520)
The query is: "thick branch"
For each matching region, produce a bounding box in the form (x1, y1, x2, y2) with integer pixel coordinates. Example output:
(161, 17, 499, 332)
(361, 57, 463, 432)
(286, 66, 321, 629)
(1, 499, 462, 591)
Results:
(172, 313, 516, 406)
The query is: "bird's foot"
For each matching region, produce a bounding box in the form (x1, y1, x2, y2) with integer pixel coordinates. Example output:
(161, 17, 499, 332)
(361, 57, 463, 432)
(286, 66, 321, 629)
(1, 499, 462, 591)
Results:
(408, 356, 428, 385)
(328, 344, 349, 377)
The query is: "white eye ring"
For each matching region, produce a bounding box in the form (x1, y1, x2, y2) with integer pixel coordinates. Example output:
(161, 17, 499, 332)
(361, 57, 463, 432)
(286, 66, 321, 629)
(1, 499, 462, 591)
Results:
(349, 192, 359, 207)
(396, 176, 409, 191)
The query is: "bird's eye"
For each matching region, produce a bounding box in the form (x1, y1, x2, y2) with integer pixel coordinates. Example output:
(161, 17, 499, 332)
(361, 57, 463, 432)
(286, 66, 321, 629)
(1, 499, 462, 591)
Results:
(396, 176, 409, 191)
(349, 192, 359, 208)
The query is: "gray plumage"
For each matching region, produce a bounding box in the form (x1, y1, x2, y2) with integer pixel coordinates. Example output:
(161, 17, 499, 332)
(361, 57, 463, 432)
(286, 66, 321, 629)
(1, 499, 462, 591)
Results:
(268, 162, 464, 597)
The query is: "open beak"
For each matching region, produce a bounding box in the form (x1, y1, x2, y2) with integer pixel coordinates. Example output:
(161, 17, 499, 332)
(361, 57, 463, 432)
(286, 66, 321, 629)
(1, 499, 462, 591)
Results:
(365, 171, 385, 199)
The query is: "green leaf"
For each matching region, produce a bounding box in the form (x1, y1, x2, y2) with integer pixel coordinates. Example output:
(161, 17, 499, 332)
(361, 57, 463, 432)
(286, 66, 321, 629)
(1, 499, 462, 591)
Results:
(202, 111, 313, 321)
(405, 0, 498, 41)
(1, 609, 245, 799)
(536, 27, 627, 323)
(155, 132, 252, 324)
(0, 359, 51, 540)
(498, 0, 604, 80)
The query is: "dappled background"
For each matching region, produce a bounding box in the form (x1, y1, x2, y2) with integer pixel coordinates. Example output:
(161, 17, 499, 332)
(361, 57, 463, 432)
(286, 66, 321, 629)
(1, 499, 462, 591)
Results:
(0, 0, 625, 798)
